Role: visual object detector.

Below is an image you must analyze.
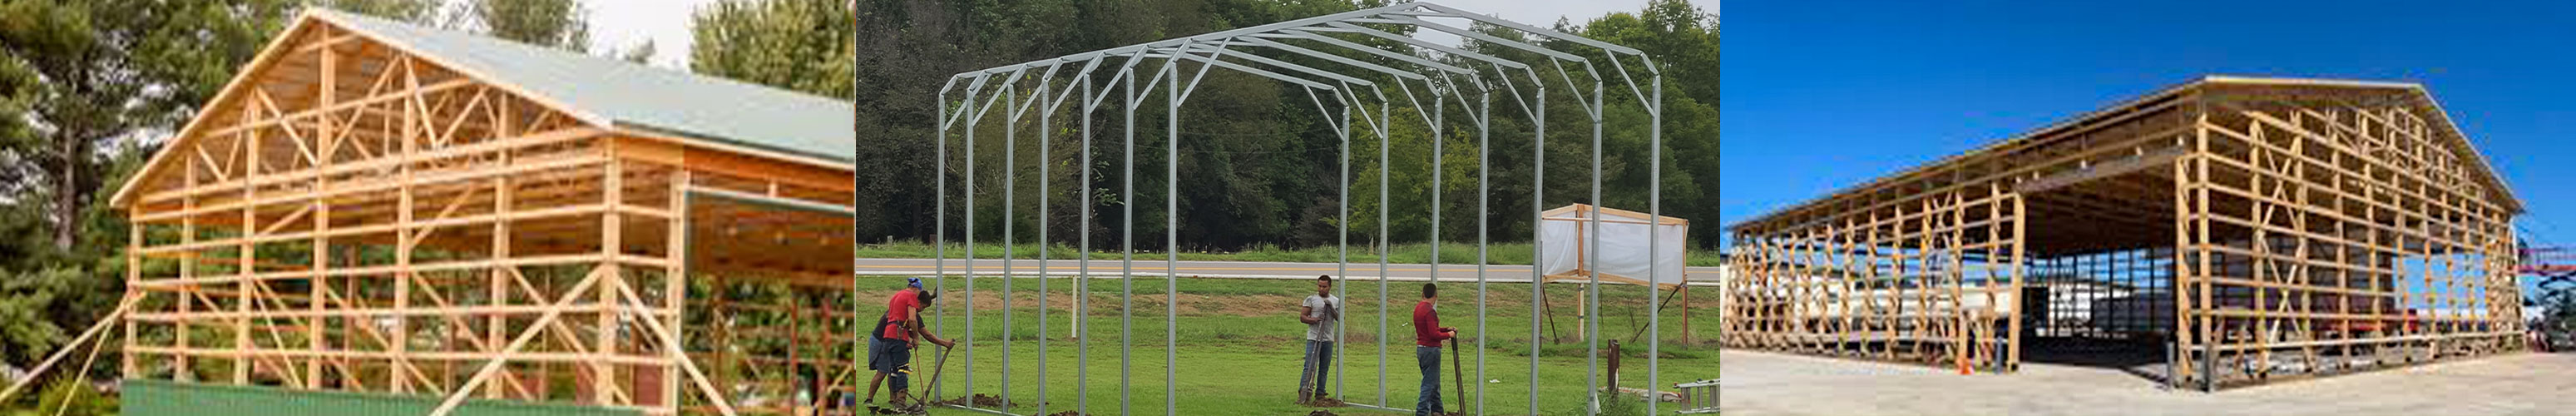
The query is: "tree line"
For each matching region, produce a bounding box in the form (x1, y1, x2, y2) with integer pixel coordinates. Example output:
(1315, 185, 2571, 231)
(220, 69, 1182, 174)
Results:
(854, 0, 1718, 254)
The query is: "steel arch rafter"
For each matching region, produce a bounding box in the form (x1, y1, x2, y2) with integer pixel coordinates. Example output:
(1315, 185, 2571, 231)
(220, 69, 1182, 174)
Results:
(920, 2, 1667, 415)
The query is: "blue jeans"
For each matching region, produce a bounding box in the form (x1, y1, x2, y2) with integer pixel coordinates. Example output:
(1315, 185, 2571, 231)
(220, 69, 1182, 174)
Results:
(1301, 339, 1334, 398)
(1416, 346, 1443, 415)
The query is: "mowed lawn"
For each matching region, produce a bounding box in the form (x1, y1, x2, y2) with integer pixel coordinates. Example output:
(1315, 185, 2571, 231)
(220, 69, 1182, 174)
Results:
(853, 275, 1719, 415)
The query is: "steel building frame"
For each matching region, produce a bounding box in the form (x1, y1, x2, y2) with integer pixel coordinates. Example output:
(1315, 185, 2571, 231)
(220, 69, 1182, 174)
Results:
(106, 12, 860, 416)
(1724, 77, 2526, 390)
(928, 2, 1669, 414)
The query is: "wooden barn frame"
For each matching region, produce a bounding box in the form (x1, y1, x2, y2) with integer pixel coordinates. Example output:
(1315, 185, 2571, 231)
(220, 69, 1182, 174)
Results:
(1723, 76, 2525, 390)
(108, 10, 857, 416)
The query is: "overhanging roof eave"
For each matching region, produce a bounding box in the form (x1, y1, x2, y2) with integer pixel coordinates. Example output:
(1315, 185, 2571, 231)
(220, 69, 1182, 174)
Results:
(1729, 76, 2525, 234)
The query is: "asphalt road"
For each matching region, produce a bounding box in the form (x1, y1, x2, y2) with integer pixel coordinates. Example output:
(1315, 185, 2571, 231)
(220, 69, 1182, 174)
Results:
(853, 258, 1723, 286)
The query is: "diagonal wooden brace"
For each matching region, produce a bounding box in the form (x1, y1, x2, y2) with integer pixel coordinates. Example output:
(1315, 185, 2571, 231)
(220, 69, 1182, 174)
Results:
(612, 276, 739, 416)
(427, 265, 608, 416)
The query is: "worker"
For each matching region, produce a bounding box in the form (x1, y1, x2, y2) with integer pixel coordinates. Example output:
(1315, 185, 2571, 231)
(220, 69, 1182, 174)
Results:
(1298, 275, 1342, 403)
(1412, 282, 1456, 416)
(866, 278, 954, 413)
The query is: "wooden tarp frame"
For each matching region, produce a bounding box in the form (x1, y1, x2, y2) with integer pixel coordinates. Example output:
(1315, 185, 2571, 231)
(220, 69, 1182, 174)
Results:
(1538, 204, 1692, 344)
(1723, 76, 2525, 389)
(1540, 203, 1691, 288)
(109, 12, 857, 416)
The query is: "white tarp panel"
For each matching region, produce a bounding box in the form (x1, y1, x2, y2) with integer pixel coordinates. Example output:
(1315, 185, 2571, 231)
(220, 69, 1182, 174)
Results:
(1538, 204, 1689, 287)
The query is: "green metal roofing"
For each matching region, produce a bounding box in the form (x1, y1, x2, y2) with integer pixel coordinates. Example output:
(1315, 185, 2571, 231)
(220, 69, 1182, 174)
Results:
(314, 9, 854, 166)
(125, 378, 644, 416)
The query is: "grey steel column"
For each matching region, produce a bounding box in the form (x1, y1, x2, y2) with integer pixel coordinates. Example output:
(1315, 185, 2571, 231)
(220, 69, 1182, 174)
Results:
(1037, 77, 1052, 416)
(1430, 80, 1445, 414)
(964, 82, 978, 404)
(1336, 95, 1350, 400)
(1002, 82, 1016, 409)
(1474, 89, 1490, 416)
(1432, 90, 1444, 276)
(1120, 67, 1136, 416)
(1377, 89, 1392, 409)
(934, 83, 949, 402)
(1645, 74, 1662, 416)
(1077, 77, 1093, 414)
(1165, 56, 1182, 416)
(1528, 83, 1545, 416)
(1586, 80, 1604, 414)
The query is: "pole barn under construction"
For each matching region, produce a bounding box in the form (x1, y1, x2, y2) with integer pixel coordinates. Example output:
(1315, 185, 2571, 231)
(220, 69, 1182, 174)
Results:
(105, 10, 855, 416)
(1723, 76, 2526, 390)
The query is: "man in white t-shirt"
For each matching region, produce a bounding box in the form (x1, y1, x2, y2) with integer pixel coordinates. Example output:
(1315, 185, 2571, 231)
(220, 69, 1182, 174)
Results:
(1298, 274, 1341, 404)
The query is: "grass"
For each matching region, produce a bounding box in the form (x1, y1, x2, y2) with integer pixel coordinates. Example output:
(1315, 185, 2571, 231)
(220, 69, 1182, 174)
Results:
(856, 241, 1729, 267)
(846, 275, 1718, 415)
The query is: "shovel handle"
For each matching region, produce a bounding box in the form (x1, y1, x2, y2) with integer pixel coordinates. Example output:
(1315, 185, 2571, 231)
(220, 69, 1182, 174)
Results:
(1449, 338, 1465, 413)
(919, 345, 953, 403)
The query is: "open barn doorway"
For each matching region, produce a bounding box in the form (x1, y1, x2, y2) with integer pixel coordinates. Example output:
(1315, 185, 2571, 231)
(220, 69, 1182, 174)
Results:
(2015, 154, 2181, 384)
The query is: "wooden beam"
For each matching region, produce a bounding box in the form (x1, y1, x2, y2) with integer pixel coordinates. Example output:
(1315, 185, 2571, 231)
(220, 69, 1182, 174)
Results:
(426, 266, 609, 416)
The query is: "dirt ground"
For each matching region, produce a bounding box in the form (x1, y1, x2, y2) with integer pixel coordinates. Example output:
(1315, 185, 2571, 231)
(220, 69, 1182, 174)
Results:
(1720, 349, 2576, 416)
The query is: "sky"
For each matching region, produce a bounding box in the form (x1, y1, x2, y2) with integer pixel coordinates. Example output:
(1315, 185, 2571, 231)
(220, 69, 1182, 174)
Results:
(1722, 1, 2576, 301)
(1431, 0, 1655, 28)
(588, 0, 723, 68)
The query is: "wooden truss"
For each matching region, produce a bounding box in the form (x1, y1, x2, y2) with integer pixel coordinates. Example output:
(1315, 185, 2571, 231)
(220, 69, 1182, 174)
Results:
(114, 16, 856, 415)
(1723, 77, 2524, 389)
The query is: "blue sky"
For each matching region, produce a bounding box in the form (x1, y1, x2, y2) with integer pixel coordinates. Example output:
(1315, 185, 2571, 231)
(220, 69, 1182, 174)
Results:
(1721, 2, 2576, 302)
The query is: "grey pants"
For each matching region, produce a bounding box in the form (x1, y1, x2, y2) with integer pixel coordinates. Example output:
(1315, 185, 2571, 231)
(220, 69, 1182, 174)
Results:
(1417, 346, 1443, 415)
(1300, 339, 1334, 398)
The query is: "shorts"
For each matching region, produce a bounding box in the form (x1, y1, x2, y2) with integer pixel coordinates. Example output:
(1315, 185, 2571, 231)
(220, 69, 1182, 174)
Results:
(869, 337, 913, 390)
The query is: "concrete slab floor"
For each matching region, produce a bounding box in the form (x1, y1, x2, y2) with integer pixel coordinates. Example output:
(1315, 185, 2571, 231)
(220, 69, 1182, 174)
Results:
(1719, 349, 2576, 416)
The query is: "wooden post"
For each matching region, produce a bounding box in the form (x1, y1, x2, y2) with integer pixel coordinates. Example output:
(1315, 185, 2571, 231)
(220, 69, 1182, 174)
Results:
(177, 131, 197, 384)
(393, 53, 419, 395)
(125, 220, 142, 378)
(665, 171, 690, 413)
(598, 150, 625, 406)
(310, 27, 334, 389)
(1680, 286, 1692, 344)
(236, 96, 260, 386)
(1575, 291, 1587, 343)
(487, 158, 512, 399)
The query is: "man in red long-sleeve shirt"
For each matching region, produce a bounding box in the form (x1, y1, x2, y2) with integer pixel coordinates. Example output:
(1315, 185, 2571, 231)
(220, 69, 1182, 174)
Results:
(1412, 283, 1456, 416)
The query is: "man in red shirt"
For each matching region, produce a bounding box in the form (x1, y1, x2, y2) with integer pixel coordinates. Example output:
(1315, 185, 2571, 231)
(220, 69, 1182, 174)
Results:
(1412, 283, 1456, 416)
(866, 278, 953, 412)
